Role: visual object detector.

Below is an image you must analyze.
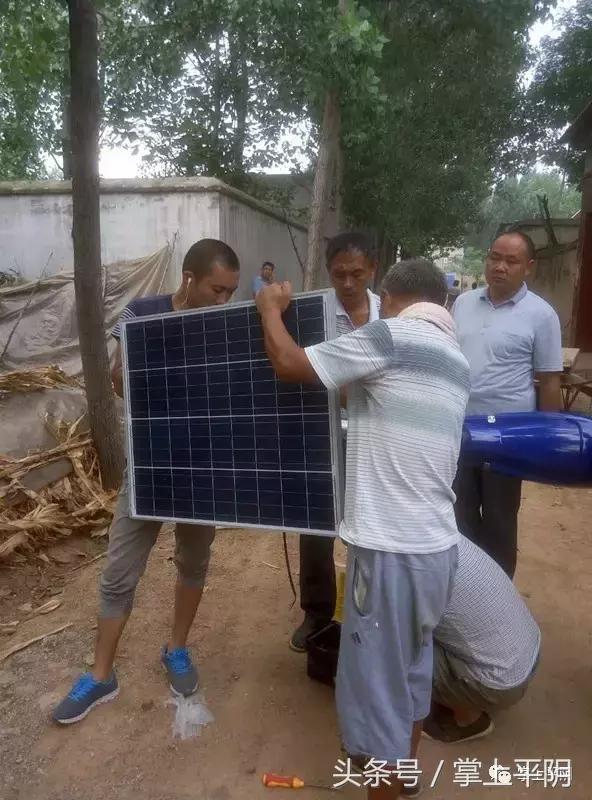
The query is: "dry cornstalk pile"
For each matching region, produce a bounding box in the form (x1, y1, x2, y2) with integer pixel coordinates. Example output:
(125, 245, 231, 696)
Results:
(0, 416, 116, 562)
(0, 366, 82, 399)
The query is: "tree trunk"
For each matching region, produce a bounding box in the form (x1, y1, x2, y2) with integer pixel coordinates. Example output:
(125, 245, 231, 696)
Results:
(303, 89, 341, 291)
(68, 0, 124, 490)
(61, 89, 72, 179)
(303, 0, 346, 291)
(333, 137, 344, 231)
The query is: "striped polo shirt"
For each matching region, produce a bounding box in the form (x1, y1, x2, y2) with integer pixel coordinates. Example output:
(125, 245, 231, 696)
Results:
(335, 289, 381, 336)
(111, 294, 174, 341)
(306, 313, 470, 554)
(435, 536, 541, 688)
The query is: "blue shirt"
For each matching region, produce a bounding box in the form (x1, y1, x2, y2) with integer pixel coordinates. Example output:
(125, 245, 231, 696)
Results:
(452, 284, 562, 415)
(112, 294, 174, 340)
(252, 275, 271, 295)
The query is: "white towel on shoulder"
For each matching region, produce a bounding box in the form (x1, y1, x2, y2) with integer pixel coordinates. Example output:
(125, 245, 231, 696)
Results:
(397, 302, 457, 340)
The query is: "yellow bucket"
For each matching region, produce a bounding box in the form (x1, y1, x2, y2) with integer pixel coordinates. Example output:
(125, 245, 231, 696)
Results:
(333, 561, 346, 624)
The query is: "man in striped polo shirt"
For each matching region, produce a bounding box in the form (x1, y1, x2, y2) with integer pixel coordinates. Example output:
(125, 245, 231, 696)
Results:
(292, 232, 380, 653)
(426, 534, 540, 743)
(257, 259, 469, 800)
(52, 239, 240, 725)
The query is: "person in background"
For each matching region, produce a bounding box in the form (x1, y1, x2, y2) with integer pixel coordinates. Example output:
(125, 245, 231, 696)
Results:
(471, 281, 478, 290)
(446, 279, 460, 309)
(452, 231, 562, 577)
(252, 261, 276, 297)
(257, 260, 468, 800)
(52, 239, 240, 725)
(423, 535, 540, 743)
(290, 232, 380, 653)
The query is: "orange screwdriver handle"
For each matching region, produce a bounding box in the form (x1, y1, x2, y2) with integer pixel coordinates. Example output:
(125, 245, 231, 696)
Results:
(262, 774, 305, 789)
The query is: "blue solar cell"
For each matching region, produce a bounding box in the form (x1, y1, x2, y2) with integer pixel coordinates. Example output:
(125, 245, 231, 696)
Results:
(123, 293, 340, 533)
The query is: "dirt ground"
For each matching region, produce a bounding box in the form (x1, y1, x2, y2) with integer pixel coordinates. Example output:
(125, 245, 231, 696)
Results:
(1, 481, 591, 800)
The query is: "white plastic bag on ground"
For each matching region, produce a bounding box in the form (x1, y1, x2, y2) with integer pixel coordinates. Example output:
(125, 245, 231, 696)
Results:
(165, 693, 214, 740)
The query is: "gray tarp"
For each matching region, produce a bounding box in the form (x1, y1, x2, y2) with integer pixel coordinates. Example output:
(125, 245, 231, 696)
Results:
(0, 244, 174, 375)
(0, 245, 174, 457)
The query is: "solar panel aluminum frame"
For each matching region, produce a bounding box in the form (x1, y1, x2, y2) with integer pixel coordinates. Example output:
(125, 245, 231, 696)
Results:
(120, 289, 344, 536)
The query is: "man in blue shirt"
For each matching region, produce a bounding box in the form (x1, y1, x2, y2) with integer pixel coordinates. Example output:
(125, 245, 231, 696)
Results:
(452, 231, 562, 577)
(252, 261, 275, 297)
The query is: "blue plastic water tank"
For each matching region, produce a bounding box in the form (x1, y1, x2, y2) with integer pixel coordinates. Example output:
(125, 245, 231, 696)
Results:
(462, 412, 592, 486)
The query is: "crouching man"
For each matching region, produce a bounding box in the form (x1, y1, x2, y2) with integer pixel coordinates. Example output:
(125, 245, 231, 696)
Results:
(424, 534, 541, 743)
(256, 259, 469, 800)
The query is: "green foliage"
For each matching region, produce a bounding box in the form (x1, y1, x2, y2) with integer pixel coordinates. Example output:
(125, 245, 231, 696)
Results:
(527, 0, 592, 181)
(467, 169, 581, 251)
(342, 0, 554, 254)
(0, 0, 69, 178)
(0, 0, 569, 260)
(101, 0, 386, 180)
(450, 246, 486, 281)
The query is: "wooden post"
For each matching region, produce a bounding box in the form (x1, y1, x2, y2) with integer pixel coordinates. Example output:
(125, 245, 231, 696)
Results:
(68, 0, 124, 489)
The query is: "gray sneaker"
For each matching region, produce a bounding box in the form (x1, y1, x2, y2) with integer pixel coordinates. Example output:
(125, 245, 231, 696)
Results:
(161, 645, 199, 696)
(52, 672, 119, 724)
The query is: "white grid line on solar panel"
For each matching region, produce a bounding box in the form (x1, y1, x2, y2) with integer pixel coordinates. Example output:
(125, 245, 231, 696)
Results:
(141, 314, 155, 516)
(296, 298, 311, 528)
(126, 296, 334, 530)
(223, 308, 239, 522)
(180, 314, 196, 519)
(161, 316, 175, 519)
(248, 309, 262, 522)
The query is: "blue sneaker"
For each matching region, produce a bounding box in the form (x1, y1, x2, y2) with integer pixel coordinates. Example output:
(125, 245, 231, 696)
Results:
(161, 645, 199, 696)
(52, 672, 119, 724)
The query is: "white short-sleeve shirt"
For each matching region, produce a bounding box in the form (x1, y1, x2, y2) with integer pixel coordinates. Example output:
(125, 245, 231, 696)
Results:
(306, 317, 470, 554)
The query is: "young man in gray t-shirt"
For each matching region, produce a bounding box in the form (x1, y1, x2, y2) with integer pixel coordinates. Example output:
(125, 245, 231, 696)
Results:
(257, 259, 469, 800)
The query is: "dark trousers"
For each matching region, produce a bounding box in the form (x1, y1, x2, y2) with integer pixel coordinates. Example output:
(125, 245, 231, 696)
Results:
(454, 465, 522, 578)
(299, 534, 336, 622)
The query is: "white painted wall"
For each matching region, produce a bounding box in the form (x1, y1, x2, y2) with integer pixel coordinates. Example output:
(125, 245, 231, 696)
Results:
(0, 178, 310, 299)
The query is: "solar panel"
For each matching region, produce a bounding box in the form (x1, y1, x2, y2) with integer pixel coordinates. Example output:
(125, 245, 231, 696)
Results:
(120, 291, 343, 535)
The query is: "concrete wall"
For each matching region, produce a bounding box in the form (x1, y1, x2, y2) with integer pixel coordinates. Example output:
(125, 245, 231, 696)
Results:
(529, 245, 578, 344)
(0, 178, 309, 298)
(509, 218, 581, 346)
(218, 194, 312, 298)
(0, 186, 218, 281)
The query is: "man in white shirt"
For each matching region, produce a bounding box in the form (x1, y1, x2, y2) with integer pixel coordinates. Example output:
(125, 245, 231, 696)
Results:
(257, 259, 469, 800)
(291, 232, 380, 653)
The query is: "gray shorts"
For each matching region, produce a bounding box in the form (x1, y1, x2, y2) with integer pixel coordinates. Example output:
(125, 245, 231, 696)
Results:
(336, 544, 457, 764)
(432, 644, 536, 713)
(100, 474, 215, 618)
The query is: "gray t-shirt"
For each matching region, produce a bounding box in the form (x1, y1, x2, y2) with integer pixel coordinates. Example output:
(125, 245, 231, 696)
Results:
(452, 284, 563, 415)
(435, 536, 541, 689)
(305, 315, 469, 554)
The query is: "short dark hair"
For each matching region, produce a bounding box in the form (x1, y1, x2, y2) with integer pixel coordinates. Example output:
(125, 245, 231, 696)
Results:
(496, 229, 536, 261)
(382, 258, 448, 306)
(262, 261, 275, 270)
(472, 281, 478, 289)
(182, 239, 239, 279)
(326, 232, 373, 269)
(453, 279, 459, 287)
